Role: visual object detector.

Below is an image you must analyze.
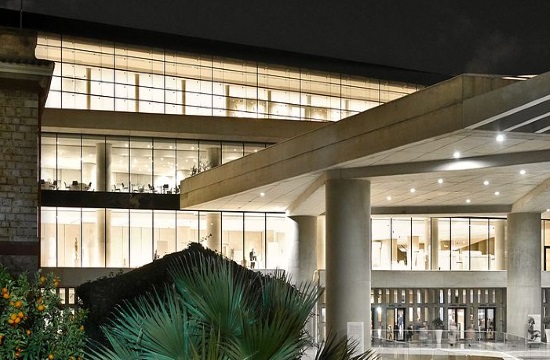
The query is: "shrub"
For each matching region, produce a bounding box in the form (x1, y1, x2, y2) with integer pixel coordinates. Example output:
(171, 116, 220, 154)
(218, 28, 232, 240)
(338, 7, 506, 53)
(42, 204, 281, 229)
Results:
(0, 266, 87, 359)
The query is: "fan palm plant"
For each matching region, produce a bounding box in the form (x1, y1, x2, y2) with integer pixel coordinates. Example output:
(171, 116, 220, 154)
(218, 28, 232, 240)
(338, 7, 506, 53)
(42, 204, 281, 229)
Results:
(86, 250, 379, 360)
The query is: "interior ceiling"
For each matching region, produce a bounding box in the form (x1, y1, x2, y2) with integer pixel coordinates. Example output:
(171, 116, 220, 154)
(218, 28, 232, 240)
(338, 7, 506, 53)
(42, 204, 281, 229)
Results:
(187, 130, 550, 216)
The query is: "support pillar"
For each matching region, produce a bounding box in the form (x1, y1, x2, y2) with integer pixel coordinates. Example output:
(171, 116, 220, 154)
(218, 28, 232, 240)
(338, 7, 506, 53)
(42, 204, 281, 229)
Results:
(207, 147, 221, 168)
(494, 219, 506, 270)
(326, 178, 371, 350)
(507, 212, 541, 338)
(96, 143, 112, 192)
(288, 216, 318, 284)
(93, 209, 108, 267)
(430, 218, 439, 270)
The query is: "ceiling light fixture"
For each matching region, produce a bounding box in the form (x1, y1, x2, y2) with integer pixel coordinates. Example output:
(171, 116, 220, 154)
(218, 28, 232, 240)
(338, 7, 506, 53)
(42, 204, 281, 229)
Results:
(496, 134, 505, 142)
(438, 178, 443, 184)
(520, 169, 526, 175)
(466, 199, 471, 203)
(494, 191, 500, 196)
(260, 192, 265, 197)
(386, 196, 392, 201)
(483, 180, 489, 185)
(453, 151, 461, 159)
(410, 188, 416, 193)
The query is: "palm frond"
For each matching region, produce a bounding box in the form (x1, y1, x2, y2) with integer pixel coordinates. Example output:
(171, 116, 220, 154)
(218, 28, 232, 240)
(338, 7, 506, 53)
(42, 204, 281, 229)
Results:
(169, 253, 256, 340)
(86, 287, 197, 360)
(314, 333, 380, 360)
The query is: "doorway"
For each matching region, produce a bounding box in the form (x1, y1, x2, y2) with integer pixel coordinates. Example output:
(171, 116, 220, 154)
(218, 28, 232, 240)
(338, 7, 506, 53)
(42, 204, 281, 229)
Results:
(448, 308, 466, 339)
(478, 307, 496, 340)
(386, 307, 406, 341)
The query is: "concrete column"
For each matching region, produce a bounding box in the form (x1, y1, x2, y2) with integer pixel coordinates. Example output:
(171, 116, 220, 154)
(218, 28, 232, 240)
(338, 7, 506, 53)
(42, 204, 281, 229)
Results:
(494, 219, 506, 270)
(95, 209, 108, 267)
(207, 147, 221, 168)
(430, 218, 439, 270)
(316, 216, 326, 270)
(288, 216, 318, 284)
(96, 143, 112, 191)
(326, 178, 371, 349)
(206, 212, 221, 252)
(507, 212, 541, 338)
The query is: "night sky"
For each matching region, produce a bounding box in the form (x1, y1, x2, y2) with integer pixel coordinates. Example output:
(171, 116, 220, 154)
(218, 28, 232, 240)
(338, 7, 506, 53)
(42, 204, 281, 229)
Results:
(4, 0, 550, 76)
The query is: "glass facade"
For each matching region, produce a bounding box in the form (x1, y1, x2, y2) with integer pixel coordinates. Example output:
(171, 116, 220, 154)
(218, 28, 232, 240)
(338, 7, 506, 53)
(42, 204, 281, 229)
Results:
(40, 133, 268, 192)
(36, 34, 420, 121)
(371, 217, 502, 271)
(370, 287, 504, 340)
(41, 207, 288, 270)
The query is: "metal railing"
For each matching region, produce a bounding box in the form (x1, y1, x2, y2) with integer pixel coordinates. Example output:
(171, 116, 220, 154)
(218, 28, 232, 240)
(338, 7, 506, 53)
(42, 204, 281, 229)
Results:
(371, 329, 550, 359)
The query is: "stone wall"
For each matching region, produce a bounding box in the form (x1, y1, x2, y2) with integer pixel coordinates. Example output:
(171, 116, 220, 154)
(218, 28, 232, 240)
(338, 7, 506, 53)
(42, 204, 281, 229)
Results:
(0, 87, 40, 273)
(0, 27, 53, 274)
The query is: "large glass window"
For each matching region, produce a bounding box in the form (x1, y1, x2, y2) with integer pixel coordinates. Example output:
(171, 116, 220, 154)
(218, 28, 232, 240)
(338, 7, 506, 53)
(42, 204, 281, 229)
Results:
(437, 218, 451, 270)
(372, 218, 391, 270)
(266, 215, 289, 269)
(244, 213, 266, 269)
(451, 218, 469, 270)
(129, 210, 153, 267)
(222, 213, 244, 266)
(37, 33, 420, 121)
(41, 133, 268, 192)
(154, 210, 176, 259)
(177, 211, 199, 251)
(129, 138, 152, 193)
(153, 139, 176, 193)
(470, 219, 490, 271)
(108, 209, 130, 267)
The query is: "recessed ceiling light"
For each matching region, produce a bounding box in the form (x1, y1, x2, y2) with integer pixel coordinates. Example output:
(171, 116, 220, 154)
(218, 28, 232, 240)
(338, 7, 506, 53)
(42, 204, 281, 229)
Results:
(494, 191, 500, 196)
(496, 134, 505, 142)
(438, 178, 443, 184)
(547, 209, 550, 212)
(520, 169, 526, 175)
(260, 192, 265, 197)
(483, 180, 489, 186)
(386, 196, 392, 201)
(410, 188, 416, 193)
(466, 199, 471, 203)
(453, 151, 461, 159)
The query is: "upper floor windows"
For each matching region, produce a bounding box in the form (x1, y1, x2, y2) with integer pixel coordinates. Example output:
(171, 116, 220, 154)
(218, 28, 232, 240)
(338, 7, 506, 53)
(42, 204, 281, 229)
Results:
(36, 34, 421, 121)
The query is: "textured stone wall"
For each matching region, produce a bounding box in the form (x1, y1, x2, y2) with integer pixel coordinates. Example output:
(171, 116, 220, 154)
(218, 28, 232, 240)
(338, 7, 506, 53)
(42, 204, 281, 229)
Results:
(0, 87, 39, 273)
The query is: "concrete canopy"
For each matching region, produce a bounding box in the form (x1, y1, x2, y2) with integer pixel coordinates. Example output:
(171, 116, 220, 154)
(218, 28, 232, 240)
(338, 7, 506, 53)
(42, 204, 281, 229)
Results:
(180, 73, 550, 217)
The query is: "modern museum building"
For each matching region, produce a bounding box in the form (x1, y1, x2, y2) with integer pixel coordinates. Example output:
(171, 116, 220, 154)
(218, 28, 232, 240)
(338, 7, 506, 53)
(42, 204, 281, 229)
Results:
(1, 9, 550, 349)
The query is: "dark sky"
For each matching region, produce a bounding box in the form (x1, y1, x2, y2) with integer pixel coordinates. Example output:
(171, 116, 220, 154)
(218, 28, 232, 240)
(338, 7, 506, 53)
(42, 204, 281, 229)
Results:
(5, 0, 550, 76)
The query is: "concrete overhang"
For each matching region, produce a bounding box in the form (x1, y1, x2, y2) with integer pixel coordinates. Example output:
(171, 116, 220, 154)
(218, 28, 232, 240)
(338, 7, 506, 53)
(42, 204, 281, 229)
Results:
(180, 73, 550, 217)
(42, 108, 328, 143)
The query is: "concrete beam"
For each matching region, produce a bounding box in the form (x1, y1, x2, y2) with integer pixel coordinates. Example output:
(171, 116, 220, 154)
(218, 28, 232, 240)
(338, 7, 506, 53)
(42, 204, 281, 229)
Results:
(512, 175, 550, 213)
(42, 108, 327, 143)
(182, 75, 505, 208)
(341, 149, 550, 179)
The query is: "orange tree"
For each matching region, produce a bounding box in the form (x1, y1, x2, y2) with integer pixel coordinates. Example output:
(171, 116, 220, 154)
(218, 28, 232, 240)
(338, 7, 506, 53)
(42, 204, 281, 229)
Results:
(0, 266, 87, 359)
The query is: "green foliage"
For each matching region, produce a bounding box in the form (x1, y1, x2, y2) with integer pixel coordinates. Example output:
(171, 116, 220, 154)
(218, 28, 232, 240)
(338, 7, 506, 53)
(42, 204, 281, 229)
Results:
(86, 247, 379, 360)
(0, 266, 87, 360)
(431, 317, 444, 329)
(315, 334, 380, 360)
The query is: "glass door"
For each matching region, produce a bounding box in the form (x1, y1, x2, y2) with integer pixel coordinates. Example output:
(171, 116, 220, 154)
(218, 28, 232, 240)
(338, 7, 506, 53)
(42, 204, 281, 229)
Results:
(448, 308, 466, 339)
(478, 307, 496, 340)
(395, 308, 406, 341)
